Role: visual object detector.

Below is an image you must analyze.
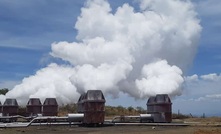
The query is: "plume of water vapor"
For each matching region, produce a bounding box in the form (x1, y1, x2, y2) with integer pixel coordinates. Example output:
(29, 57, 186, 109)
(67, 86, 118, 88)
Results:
(1, 64, 78, 105)
(0, 0, 201, 105)
(135, 60, 183, 98)
(52, 0, 201, 98)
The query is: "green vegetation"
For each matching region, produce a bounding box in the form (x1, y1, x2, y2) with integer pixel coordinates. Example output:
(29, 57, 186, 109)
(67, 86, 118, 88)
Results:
(18, 107, 27, 116)
(105, 105, 146, 116)
(106, 105, 131, 116)
(58, 103, 78, 116)
(172, 113, 191, 119)
(57, 104, 146, 116)
(58, 104, 193, 118)
(0, 88, 9, 95)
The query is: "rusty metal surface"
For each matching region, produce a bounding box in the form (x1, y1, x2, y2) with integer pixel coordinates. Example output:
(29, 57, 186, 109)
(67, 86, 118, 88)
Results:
(3, 98, 18, 106)
(2, 99, 19, 116)
(83, 102, 105, 124)
(0, 101, 2, 113)
(164, 112, 172, 122)
(146, 97, 155, 112)
(77, 90, 105, 124)
(151, 112, 172, 123)
(42, 98, 58, 116)
(26, 98, 42, 116)
(155, 94, 171, 103)
(146, 94, 172, 123)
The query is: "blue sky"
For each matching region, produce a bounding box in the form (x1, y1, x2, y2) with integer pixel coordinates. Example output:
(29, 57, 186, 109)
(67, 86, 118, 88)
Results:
(0, 0, 221, 116)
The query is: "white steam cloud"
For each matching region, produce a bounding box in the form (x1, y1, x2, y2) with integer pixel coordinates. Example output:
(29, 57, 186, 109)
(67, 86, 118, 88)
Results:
(0, 0, 201, 105)
(135, 60, 183, 98)
(0, 64, 77, 105)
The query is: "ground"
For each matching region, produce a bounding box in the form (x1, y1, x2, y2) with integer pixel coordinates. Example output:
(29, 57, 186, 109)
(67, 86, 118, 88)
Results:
(1, 118, 221, 134)
(0, 125, 221, 134)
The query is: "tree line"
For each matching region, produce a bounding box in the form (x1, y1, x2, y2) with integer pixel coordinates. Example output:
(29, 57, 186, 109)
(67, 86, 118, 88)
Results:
(58, 103, 146, 117)
(0, 88, 9, 95)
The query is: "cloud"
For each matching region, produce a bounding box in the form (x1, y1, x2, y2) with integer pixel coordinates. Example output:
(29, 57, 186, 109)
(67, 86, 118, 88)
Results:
(135, 60, 183, 98)
(183, 73, 221, 101)
(185, 74, 199, 82)
(194, 0, 221, 47)
(195, 0, 221, 16)
(205, 94, 221, 100)
(0, 80, 20, 90)
(52, 0, 201, 99)
(70, 62, 132, 95)
(172, 73, 221, 115)
(0, 0, 201, 105)
(201, 73, 221, 81)
(4, 63, 78, 105)
(173, 98, 221, 116)
(0, 1, 82, 50)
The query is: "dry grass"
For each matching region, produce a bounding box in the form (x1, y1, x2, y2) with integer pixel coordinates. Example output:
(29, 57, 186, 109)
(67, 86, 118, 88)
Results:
(184, 117, 221, 123)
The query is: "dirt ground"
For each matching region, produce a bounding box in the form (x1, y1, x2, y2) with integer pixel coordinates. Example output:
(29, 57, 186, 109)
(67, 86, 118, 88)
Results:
(1, 118, 221, 134)
(0, 125, 221, 134)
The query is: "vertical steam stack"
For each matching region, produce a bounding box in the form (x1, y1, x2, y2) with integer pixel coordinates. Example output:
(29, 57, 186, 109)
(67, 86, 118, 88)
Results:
(42, 98, 58, 116)
(2, 98, 19, 116)
(26, 98, 42, 116)
(147, 94, 172, 123)
(77, 90, 105, 125)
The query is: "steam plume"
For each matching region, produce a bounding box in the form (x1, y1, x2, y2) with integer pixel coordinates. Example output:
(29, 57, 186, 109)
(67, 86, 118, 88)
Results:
(0, 0, 201, 105)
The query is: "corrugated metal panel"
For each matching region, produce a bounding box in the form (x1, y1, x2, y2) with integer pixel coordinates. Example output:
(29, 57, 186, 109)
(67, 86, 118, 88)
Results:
(154, 104, 171, 113)
(77, 90, 105, 125)
(83, 102, 105, 124)
(42, 98, 58, 116)
(26, 98, 42, 116)
(2, 98, 19, 116)
(164, 112, 172, 122)
(152, 112, 172, 123)
(146, 97, 155, 113)
(3, 98, 18, 106)
(84, 111, 105, 124)
(0, 101, 2, 113)
(146, 94, 172, 123)
(155, 94, 171, 103)
(87, 90, 104, 100)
